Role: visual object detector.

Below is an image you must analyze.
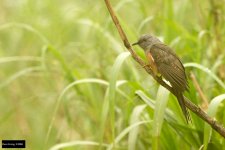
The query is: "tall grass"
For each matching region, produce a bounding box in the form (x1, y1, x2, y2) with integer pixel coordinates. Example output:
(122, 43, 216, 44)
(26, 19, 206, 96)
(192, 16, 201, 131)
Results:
(0, 0, 224, 149)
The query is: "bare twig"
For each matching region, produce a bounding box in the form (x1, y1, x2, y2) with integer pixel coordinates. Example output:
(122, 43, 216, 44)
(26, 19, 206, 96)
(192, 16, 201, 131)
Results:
(190, 72, 209, 110)
(104, 0, 225, 138)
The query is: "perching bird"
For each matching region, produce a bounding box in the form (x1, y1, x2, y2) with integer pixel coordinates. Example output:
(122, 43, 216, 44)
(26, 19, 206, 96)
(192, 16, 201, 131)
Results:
(132, 34, 190, 123)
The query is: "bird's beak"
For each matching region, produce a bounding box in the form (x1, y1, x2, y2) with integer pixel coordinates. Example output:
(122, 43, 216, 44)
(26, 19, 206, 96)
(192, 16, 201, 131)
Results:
(132, 42, 139, 46)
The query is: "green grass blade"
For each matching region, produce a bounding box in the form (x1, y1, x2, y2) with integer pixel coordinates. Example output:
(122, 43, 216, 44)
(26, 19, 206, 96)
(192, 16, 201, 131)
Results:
(0, 56, 41, 64)
(137, 16, 154, 34)
(128, 104, 147, 150)
(135, 90, 176, 122)
(135, 90, 155, 108)
(107, 121, 151, 150)
(152, 86, 170, 150)
(0, 66, 43, 89)
(100, 52, 130, 145)
(203, 94, 225, 150)
(41, 45, 75, 82)
(0, 22, 49, 44)
(184, 63, 225, 89)
(45, 78, 128, 147)
(45, 78, 109, 147)
(77, 19, 123, 53)
(115, 0, 133, 11)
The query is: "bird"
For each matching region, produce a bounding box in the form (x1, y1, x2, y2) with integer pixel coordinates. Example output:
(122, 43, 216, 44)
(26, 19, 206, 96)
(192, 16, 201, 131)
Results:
(132, 34, 191, 123)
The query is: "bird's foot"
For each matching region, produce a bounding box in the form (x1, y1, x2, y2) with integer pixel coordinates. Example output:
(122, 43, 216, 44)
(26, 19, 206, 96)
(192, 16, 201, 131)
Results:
(158, 74, 162, 79)
(143, 64, 159, 77)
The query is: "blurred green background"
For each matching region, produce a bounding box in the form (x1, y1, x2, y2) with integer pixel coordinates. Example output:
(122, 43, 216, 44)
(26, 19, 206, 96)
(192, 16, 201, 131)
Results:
(0, 0, 225, 149)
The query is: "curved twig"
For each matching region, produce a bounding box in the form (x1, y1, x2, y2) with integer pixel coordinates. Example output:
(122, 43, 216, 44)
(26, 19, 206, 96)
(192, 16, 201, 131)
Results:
(104, 0, 225, 138)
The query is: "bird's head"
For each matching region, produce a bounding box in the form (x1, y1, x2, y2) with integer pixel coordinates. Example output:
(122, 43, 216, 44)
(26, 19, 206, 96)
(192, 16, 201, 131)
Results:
(132, 34, 161, 50)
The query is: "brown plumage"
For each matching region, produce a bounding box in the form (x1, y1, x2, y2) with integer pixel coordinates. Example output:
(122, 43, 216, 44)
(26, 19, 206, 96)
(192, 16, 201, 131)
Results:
(133, 34, 191, 123)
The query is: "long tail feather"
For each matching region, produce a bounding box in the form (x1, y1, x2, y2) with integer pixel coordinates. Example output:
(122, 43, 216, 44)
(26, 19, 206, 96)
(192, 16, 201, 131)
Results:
(175, 91, 191, 123)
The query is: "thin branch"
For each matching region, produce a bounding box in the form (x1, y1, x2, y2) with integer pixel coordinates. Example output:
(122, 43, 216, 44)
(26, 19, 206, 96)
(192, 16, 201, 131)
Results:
(190, 72, 209, 110)
(104, 0, 225, 138)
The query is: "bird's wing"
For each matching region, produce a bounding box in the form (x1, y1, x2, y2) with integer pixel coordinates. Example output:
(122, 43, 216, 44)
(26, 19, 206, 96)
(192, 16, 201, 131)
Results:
(150, 43, 188, 92)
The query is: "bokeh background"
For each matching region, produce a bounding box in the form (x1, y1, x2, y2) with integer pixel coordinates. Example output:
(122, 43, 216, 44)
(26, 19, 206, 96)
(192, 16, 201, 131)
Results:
(0, 0, 225, 149)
